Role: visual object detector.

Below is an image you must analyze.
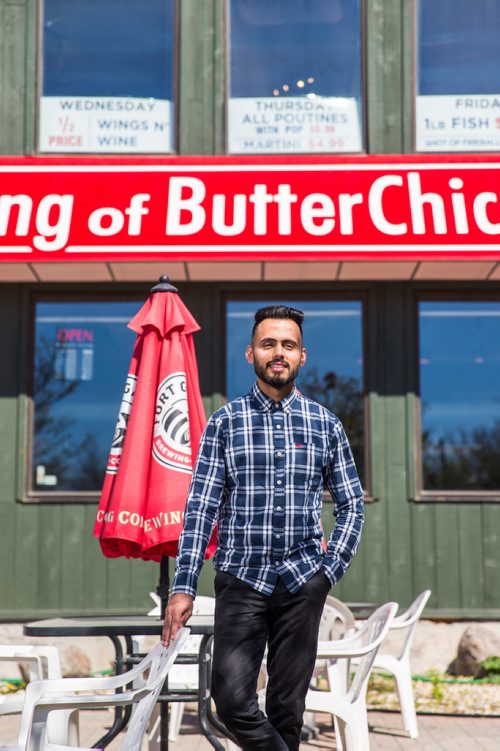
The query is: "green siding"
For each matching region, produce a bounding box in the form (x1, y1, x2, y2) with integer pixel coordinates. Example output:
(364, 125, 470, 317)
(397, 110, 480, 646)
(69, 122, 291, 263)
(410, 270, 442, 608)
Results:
(0, 2, 499, 620)
(366, 0, 405, 153)
(178, 0, 219, 155)
(0, 1, 27, 155)
(0, 278, 500, 618)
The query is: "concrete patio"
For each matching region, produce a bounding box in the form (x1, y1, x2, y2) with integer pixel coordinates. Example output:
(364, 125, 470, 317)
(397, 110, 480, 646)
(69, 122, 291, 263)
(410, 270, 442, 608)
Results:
(1, 705, 499, 749)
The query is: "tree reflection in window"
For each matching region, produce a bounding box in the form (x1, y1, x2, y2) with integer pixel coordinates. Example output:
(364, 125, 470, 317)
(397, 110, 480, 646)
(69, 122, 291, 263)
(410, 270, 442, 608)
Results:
(226, 300, 365, 485)
(298, 367, 364, 483)
(419, 301, 500, 491)
(32, 301, 138, 493)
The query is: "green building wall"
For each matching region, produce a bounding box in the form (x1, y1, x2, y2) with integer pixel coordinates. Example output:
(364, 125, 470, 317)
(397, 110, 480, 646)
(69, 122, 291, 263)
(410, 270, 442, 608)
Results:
(0, 2, 499, 619)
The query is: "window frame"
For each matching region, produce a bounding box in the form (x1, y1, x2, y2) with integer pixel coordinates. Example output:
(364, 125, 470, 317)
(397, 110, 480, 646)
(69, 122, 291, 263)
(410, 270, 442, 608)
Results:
(414, 290, 500, 503)
(224, 0, 368, 155)
(412, 0, 500, 154)
(21, 291, 144, 504)
(223, 289, 373, 501)
(35, 0, 180, 156)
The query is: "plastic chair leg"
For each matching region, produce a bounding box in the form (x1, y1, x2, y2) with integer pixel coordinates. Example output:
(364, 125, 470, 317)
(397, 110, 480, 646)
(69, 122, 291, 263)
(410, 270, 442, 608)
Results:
(46, 708, 79, 745)
(344, 718, 370, 751)
(28, 707, 51, 751)
(169, 701, 185, 742)
(333, 715, 344, 751)
(302, 710, 318, 738)
(335, 716, 348, 751)
(141, 703, 161, 750)
(394, 661, 418, 738)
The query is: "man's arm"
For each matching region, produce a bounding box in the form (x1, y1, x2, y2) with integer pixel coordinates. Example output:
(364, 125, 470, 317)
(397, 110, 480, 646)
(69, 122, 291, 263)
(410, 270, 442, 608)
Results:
(322, 421, 364, 586)
(162, 413, 226, 644)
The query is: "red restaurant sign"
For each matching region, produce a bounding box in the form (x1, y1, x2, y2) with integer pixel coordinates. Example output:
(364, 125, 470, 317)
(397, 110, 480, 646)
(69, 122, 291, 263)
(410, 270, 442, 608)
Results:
(1, 154, 500, 262)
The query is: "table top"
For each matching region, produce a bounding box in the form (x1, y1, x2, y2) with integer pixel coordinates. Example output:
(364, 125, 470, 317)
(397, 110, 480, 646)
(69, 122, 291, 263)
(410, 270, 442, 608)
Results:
(23, 614, 214, 638)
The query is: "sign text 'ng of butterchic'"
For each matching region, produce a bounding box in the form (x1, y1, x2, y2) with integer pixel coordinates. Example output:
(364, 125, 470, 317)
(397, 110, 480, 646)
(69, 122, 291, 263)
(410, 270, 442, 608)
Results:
(1, 156, 500, 261)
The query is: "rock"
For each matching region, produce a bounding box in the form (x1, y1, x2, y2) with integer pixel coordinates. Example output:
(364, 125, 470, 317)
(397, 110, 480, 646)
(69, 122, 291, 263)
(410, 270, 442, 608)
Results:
(18, 644, 92, 680)
(59, 644, 92, 677)
(448, 625, 500, 677)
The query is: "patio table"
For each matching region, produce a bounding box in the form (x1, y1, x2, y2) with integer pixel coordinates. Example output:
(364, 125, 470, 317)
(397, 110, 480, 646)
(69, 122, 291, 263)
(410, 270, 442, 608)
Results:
(23, 614, 226, 751)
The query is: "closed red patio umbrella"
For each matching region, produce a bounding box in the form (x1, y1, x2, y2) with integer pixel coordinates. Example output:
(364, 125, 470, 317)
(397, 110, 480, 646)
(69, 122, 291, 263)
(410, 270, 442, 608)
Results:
(94, 275, 216, 591)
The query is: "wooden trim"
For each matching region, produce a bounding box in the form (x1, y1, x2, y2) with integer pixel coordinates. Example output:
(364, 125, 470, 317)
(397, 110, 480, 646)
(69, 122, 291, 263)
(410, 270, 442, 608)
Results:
(413, 492, 500, 504)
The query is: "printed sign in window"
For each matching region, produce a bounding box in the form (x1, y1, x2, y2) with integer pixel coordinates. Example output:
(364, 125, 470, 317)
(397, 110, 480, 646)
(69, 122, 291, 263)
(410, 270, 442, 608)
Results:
(416, 95, 500, 152)
(416, 1, 500, 152)
(40, 97, 172, 154)
(54, 327, 95, 381)
(228, 0, 363, 154)
(40, 0, 174, 154)
(228, 96, 361, 154)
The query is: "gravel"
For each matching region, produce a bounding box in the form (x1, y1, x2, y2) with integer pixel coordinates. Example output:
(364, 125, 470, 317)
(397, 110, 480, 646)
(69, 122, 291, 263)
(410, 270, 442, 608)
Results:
(366, 674, 500, 716)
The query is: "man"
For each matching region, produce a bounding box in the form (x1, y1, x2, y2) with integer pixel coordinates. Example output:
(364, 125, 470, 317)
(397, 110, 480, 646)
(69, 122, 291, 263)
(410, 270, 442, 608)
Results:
(163, 304, 364, 751)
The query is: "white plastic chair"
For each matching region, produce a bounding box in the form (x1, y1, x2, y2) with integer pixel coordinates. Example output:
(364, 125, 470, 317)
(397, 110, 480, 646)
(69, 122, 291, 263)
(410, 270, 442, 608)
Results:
(0, 629, 190, 751)
(0, 644, 79, 744)
(256, 596, 359, 742)
(167, 595, 216, 742)
(305, 602, 398, 751)
(319, 596, 357, 641)
(303, 596, 358, 740)
(0, 645, 62, 716)
(362, 589, 431, 739)
(132, 594, 216, 744)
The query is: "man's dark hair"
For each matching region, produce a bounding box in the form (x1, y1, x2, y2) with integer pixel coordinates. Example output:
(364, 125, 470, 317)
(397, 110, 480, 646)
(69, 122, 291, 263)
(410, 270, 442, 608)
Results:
(251, 305, 305, 339)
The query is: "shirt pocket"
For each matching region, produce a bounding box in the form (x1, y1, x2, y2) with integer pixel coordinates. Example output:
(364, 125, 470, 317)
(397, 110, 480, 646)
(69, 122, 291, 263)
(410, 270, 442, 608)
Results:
(289, 435, 325, 484)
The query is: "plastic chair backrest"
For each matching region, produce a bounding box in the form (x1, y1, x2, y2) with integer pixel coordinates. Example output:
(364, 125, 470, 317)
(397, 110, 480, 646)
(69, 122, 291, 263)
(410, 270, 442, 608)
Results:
(192, 596, 216, 617)
(319, 596, 356, 641)
(390, 590, 431, 659)
(347, 602, 398, 703)
(0, 645, 61, 683)
(0, 645, 62, 718)
(13, 630, 190, 751)
(121, 633, 189, 750)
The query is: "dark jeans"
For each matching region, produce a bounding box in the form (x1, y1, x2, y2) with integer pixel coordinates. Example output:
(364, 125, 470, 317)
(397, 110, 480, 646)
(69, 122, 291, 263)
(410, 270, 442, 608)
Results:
(211, 569, 331, 751)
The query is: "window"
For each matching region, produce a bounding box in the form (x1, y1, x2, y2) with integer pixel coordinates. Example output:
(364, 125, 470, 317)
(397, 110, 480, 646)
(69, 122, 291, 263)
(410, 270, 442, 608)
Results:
(39, 0, 175, 153)
(226, 299, 366, 485)
(415, 0, 500, 152)
(31, 299, 139, 496)
(418, 300, 500, 493)
(227, 0, 363, 154)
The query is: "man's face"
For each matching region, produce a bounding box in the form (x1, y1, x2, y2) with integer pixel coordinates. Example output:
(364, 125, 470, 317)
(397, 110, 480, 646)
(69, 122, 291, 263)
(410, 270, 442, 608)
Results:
(245, 318, 306, 390)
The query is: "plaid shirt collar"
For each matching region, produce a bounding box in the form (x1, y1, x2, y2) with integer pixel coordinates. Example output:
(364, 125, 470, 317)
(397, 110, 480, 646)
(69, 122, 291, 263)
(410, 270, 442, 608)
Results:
(250, 382, 298, 413)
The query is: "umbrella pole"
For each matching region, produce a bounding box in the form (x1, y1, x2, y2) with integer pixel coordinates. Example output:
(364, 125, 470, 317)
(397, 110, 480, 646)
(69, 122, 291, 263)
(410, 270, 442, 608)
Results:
(158, 555, 170, 621)
(157, 555, 170, 750)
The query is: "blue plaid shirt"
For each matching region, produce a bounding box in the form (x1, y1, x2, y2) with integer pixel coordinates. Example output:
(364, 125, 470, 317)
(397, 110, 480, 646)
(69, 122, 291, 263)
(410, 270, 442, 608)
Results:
(172, 383, 364, 597)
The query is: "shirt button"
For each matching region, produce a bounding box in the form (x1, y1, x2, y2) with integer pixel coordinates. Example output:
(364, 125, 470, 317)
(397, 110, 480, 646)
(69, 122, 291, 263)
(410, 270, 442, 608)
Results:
(276, 506, 283, 511)
(275, 424, 282, 430)
(275, 533, 281, 539)
(276, 451, 283, 457)
(275, 561, 280, 566)
(274, 402, 280, 408)
(277, 480, 282, 485)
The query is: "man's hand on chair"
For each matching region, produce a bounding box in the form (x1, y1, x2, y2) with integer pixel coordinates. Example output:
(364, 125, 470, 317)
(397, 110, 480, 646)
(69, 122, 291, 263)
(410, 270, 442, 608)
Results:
(162, 593, 194, 645)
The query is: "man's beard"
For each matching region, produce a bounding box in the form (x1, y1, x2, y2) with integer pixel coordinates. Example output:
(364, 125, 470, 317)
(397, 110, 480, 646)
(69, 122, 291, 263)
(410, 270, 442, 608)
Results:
(254, 359, 300, 388)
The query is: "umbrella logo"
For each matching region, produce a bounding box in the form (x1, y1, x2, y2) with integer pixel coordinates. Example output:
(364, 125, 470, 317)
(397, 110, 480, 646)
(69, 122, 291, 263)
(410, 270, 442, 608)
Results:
(106, 373, 137, 474)
(152, 371, 192, 474)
